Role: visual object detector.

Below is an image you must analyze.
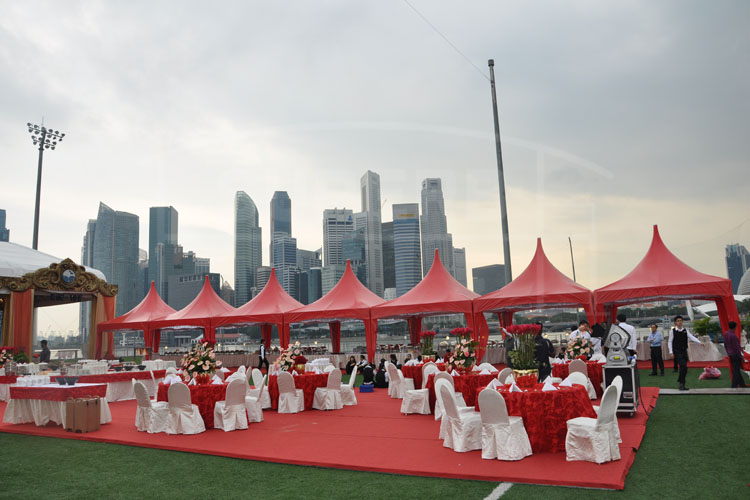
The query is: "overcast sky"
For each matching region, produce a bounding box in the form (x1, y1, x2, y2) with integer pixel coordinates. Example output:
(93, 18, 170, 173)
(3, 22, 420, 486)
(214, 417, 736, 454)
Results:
(1, 1, 748, 334)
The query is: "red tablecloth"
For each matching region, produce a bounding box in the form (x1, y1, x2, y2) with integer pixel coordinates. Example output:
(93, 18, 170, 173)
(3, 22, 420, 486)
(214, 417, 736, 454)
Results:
(425, 372, 498, 412)
(157, 382, 227, 428)
(474, 384, 597, 453)
(10, 383, 108, 401)
(400, 363, 446, 390)
(552, 361, 604, 398)
(51, 370, 167, 384)
(267, 373, 329, 411)
(0, 375, 18, 384)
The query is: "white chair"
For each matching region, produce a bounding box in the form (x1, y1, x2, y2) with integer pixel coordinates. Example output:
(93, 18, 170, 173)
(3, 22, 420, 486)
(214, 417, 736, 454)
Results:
(386, 363, 403, 399)
(594, 376, 622, 443)
(497, 367, 513, 383)
(421, 361, 437, 383)
(478, 388, 532, 461)
(149, 370, 159, 400)
(245, 375, 266, 423)
(277, 371, 304, 413)
(313, 368, 344, 410)
(166, 383, 206, 435)
(438, 383, 482, 452)
(249, 368, 272, 409)
(565, 371, 588, 388)
(399, 369, 415, 392)
(569, 359, 597, 399)
(341, 366, 358, 406)
(401, 364, 439, 415)
(590, 353, 606, 362)
(478, 362, 496, 372)
(323, 365, 336, 373)
(433, 371, 468, 421)
(565, 384, 621, 463)
(213, 379, 249, 432)
(133, 381, 169, 433)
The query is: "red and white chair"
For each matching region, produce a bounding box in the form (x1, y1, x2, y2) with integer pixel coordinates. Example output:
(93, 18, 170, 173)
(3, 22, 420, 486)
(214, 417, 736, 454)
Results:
(401, 363, 440, 415)
(166, 382, 206, 435)
(565, 384, 621, 463)
(245, 374, 266, 423)
(249, 368, 272, 409)
(478, 388, 532, 461)
(341, 366, 357, 406)
(277, 371, 304, 414)
(313, 369, 344, 410)
(133, 381, 168, 433)
(436, 382, 482, 452)
(213, 378, 249, 432)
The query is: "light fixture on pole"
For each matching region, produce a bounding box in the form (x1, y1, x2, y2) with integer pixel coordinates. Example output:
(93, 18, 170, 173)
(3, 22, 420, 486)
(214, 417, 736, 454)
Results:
(27, 122, 65, 250)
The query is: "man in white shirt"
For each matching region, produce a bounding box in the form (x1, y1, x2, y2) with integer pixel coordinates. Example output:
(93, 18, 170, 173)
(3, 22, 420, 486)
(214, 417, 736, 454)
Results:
(668, 315, 703, 391)
(257, 342, 269, 372)
(616, 314, 638, 356)
(569, 320, 592, 341)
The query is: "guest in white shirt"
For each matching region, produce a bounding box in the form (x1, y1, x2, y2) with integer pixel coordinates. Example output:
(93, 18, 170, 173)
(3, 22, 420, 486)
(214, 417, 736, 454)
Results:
(257, 343, 269, 372)
(616, 314, 638, 356)
(569, 321, 592, 341)
(668, 315, 703, 391)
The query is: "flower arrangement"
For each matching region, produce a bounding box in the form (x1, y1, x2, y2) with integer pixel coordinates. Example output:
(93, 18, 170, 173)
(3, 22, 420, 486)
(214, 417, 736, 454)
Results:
(420, 330, 437, 356)
(274, 341, 304, 372)
(447, 328, 477, 373)
(565, 337, 592, 360)
(181, 342, 222, 383)
(506, 323, 541, 371)
(0, 348, 13, 369)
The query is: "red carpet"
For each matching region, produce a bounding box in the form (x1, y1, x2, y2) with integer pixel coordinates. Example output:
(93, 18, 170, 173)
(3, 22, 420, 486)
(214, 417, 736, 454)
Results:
(0, 387, 659, 490)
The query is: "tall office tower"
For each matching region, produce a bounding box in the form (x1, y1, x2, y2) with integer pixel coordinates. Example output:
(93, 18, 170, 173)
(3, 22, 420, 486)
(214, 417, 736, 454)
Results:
(323, 209, 353, 267)
(307, 267, 323, 303)
(78, 219, 98, 340)
(168, 273, 222, 310)
(420, 178, 454, 276)
(321, 265, 346, 295)
(148, 206, 178, 297)
(255, 266, 272, 293)
(392, 203, 422, 297)
(342, 227, 368, 286)
(453, 247, 467, 287)
(360, 171, 384, 296)
(298, 271, 309, 304)
(235, 191, 262, 306)
(220, 280, 235, 306)
(273, 233, 298, 298)
(91, 202, 140, 315)
(270, 191, 291, 266)
(297, 248, 322, 272)
(726, 243, 750, 293)
(137, 249, 149, 299)
(382, 221, 395, 290)
(472, 264, 507, 295)
(0, 209, 9, 241)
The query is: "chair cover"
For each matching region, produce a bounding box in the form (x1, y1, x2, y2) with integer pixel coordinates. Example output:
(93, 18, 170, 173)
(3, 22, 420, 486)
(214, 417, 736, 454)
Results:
(565, 384, 621, 463)
(245, 375, 266, 423)
(433, 372, 467, 421)
(166, 383, 206, 435)
(249, 368, 272, 409)
(277, 371, 304, 413)
(568, 360, 597, 399)
(386, 363, 402, 399)
(213, 379, 249, 432)
(593, 376, 623, 443)
(478, 389, 532, 461)
(439, 384, 482, 452)
(313, 369, 344, 410)
(497, 368, 513, 383)
(341, 366, 358, 406)
(399, 369, 416, 392)
(134, 381, 169, 433)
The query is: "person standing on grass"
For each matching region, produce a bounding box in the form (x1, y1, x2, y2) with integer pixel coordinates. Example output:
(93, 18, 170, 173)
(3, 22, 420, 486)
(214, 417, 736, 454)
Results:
(668, 315, 703, 391)
(647, 324, 664, 376)
(723, 321, 747, 388)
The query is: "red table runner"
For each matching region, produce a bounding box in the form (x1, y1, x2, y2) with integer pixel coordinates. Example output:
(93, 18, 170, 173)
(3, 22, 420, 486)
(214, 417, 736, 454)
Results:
(10, 383, 108, 401)
(51, 370, 167, 384)
(425, 372, 498, 413)
(401, 363, 446, 390)
(157, 383, 227, 429)
(551, 362, 604, 398)
(474, 384, 597, 453)
(267, 373, 329, 411)
(0, 375, 18, 384)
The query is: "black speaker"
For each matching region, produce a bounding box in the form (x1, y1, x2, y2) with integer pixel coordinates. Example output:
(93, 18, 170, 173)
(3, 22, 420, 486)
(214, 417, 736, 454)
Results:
(603, 365, 640, 416)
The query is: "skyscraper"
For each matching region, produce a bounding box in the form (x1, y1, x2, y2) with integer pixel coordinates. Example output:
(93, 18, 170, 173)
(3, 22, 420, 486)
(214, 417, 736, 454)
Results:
(420, 178, 454, 276)
(472, 264, 507, 295)
(148, 206, 178, 291)
(392, 203, 422, 297)
(360, 171, 384, 296)
(323, 208, 353, 267)
(272, 233, 298, 299)
(235, 191, 262, 306)
(255, 266, 272, 293)
(297, 248, 322, 272)
(270, 191, 291, 266)
(453, 247, 467, 287)
(307, 267, 323, 303)
(342, 226, 368, 286)
(726, 243, 750, 293)
(0, 209, 9, 242)
(79, 219, 97, 340)
(322, 265, 346, 295)
(382, 221, 396, 291)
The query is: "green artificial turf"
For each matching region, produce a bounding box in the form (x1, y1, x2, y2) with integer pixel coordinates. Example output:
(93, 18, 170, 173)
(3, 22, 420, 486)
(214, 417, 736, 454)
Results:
(638, 368, 748, 390)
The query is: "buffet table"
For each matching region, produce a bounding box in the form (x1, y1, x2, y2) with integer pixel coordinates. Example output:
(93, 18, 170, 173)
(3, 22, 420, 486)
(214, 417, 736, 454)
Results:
(267, 373, 328, 411)
(157, 382, 227, 429)
(3, 383, 112, 427)
(551, 361, 604, 398)
(424, 372, 498, 413)
(51, 370, 166, 402)
(0, 375, 18, 402)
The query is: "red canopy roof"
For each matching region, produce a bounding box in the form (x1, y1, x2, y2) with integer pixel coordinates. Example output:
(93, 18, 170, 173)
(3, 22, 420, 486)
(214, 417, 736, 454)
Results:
(474, 238, 594, 319)
(152, 276, 235, 332)
(372, 249, 478, 319)
(285, 261, 385, 324)
(214, 268, 302, 327)
(96, 282, 176, 335)
(593, 225, 734, 306)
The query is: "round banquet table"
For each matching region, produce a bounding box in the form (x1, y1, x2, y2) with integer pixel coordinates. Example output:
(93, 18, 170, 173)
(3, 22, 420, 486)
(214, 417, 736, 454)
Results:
(157, 383, 227, 429)
(425, 372, 498, 413)
(474, 383, 597, 453)
(400, 363, 446, 389)
(267, 372, 329, 411)
(552, 361, 604, 398)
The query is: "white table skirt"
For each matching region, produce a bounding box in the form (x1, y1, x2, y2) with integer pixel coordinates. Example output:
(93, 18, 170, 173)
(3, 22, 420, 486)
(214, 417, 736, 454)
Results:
(3, 397, 112, 427)
(105, 377, 163, 402)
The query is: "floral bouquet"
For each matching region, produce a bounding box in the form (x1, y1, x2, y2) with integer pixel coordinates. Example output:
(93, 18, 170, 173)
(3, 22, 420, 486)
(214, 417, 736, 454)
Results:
(565, 337, 592, 360)
(447, 328, 477, 373)
(274, 341, 304, 372)
(420, 330, 437, 357)
(0, 348, 13, 369)
(181, 342, 222, 383)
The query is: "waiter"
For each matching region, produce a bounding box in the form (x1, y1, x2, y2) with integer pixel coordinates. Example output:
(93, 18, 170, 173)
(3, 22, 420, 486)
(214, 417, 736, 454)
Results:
(257, 341, 269, 372)
(668, 315, 702, 391)
(616, 314, 637, 356)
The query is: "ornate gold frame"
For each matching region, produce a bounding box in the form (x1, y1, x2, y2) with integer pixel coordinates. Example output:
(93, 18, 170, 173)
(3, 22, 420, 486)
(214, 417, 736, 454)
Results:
(0, 258, 117, 296)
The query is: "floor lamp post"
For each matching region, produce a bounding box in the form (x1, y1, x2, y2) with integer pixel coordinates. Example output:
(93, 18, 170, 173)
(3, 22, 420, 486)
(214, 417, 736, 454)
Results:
(27, 122, 65, 250)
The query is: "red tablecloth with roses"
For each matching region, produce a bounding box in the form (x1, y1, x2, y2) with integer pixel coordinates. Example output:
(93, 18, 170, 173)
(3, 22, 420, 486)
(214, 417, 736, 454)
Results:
(157, 382, 227, 428)
(267, 372, 329, 411)
(474, 383, 597, 453)
(51, 370, 167, 384)
(401, 363, 446, 390)
(10, 383, 108, 401)
(425, 372, 498, 413)
(552, 361, 604, 398)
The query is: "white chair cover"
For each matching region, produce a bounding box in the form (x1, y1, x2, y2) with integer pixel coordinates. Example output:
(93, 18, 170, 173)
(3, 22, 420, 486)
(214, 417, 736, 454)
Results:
(478, 389, 532, 461)
(401, 364, 440, 415)
(341, 366, 358, 406)
(433, 371, 467, 421)
(249, 368, 272, 409)
(166, 383, 206, 435)
(313, 368, 344, 410)
(213, 379, 249, 432)
(399, 369, 416, 392)
(386, 363, 402, 399)
(277, 371, 304, 413)
(565, 384, 621, 463)
(323, 365, 336, 373)
(245, 374, 266, 423)
(568, 360, 597, 399)
(478, 362, 496, 372)
(438, 384, 482, 452)
(497, 367, 513, 383)
(593, 376, 623, 443)
(134, 381, 169, 433)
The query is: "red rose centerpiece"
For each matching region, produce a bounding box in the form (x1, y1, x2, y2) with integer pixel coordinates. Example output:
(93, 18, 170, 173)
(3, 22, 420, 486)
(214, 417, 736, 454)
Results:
(275, 341, 306, 373)
(420, 330, 437, 361)
(181, 342, 222, 384)
(505, 323, 542, 388)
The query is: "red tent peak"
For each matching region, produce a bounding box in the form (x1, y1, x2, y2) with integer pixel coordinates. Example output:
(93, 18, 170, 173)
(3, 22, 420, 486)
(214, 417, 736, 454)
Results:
(425, 249, 451, 278)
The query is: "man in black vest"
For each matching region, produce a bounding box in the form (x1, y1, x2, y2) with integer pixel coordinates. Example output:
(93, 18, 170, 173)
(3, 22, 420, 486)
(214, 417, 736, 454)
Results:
(668, 315, 703, 391)
(257, 342, 269, 372)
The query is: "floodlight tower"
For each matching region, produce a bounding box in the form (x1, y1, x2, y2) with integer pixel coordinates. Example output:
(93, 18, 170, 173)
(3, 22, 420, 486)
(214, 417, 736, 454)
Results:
(27, 122, 65, 250)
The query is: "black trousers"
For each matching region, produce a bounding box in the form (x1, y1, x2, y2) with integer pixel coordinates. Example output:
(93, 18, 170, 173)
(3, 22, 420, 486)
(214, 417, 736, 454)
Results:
(650, 347, 664, 374)
(537, 362, 552, 382)
(729, 355, 747, 388)
(257, 356, 269, 371)
(674, 350, 689, 385)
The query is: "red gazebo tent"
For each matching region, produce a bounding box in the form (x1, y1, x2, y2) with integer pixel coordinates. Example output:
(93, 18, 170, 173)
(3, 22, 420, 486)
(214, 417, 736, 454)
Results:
(95, 281, 176, 360)
(593, 224, 741, 340)
(474, 238, 596, 330)
(151, 276, 235, 348)
(371, 250, 489, 361)
(214, 268, 303, 348)
(285, 261, 384, 360)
